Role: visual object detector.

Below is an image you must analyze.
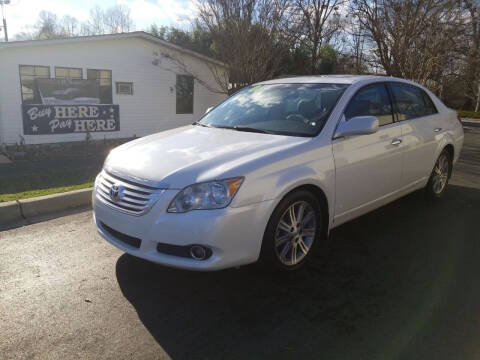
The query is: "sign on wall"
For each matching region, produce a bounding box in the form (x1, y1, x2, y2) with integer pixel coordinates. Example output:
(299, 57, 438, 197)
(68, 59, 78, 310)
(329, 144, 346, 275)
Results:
(22, 104, 120, 135)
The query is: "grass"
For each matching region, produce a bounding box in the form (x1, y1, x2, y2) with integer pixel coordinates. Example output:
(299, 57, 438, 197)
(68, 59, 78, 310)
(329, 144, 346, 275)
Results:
(0, 157, 104, 202)
(0, 182, 94, 202)
(457, 110, 480, 119)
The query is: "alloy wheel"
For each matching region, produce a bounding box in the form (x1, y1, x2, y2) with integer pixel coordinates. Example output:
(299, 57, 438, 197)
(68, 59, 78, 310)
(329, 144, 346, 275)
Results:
(274, 201, 316, 266)
(432, 153, 449, 194)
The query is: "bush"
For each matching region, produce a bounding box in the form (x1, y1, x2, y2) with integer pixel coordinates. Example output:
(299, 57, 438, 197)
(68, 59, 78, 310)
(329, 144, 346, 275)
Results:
(457, 110, 480, 119)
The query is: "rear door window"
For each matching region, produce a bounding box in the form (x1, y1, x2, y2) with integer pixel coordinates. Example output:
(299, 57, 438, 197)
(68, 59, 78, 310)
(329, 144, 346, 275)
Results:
(422, 91, 438, 115)
(344, 83, 394, 126)
(390, 83, 437, 120)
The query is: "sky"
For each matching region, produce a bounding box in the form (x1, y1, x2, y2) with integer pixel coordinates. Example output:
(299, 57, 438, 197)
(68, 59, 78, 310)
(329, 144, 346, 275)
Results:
(1, 0, 198, 39)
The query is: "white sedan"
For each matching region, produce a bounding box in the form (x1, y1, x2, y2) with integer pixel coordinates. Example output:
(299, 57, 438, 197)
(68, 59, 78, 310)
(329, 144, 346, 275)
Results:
(93, 75, 464, 271)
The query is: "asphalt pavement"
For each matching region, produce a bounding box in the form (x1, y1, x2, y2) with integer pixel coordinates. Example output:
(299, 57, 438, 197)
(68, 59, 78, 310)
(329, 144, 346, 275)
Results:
(1, 128, 479, 360)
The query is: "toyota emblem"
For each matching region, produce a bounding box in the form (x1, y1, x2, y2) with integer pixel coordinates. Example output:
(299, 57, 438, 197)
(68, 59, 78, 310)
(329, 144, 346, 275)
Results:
(109, 184, 124, 202)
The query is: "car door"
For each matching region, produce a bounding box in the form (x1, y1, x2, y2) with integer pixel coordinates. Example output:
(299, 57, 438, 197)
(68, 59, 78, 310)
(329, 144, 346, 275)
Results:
(332, 83, 404, 226)
(389, 82, 440, 188)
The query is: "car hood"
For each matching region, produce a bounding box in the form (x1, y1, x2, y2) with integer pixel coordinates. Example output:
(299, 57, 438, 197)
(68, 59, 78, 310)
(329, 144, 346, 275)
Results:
(105, 125, 310, 189)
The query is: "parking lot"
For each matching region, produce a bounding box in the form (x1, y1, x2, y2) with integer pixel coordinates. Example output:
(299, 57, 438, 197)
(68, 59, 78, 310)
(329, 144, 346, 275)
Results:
(1, 127, 479, 360)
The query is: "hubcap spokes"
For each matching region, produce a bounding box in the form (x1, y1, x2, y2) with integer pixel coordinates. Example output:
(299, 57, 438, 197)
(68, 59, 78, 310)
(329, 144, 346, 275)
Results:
(274, 201, 316, 266)
(433, 154, 449, 194)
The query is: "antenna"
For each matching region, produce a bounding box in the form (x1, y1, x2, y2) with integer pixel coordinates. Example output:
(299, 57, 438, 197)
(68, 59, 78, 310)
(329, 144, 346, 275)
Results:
(0, 0, 10, 42)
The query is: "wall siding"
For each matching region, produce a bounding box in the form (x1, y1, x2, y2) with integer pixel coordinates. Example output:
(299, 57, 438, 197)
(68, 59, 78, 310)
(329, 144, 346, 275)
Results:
(0, 37, 226, 145)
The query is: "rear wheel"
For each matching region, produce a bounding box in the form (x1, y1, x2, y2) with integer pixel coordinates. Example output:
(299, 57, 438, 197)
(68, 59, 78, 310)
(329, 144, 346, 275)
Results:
(261, 190, 322, 271)
(425, 149, 452, 199)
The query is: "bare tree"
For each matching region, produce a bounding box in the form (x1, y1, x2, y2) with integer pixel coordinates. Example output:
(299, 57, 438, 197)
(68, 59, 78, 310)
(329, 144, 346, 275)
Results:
(35, 11, 60, 39)
(196, 0, 292, 92)
(14, 12, 76, 40)
(61, 15, 80, 37)
(351, 0, 464, 88)
(82, 5, 133, 35)
(83, 5, 106, 35)
(337, 13, 369, 74)
(104, 5, 133, 34)
(463, 0, 480, 111)
(14, 3, 135, 41)
(289, 0, 346, 74)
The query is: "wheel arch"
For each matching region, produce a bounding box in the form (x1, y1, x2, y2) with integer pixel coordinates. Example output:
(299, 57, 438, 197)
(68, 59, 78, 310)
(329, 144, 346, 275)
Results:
(259, 182, 331, 268)
(442, 143, 454, 178)
(273, 183, 331, 238)
(443, 143, 454, 160)
(431, 135, 455, 177)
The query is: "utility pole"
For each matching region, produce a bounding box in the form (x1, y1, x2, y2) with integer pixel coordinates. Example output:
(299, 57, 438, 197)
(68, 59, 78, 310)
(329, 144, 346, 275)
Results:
(0, 0, 10, 42)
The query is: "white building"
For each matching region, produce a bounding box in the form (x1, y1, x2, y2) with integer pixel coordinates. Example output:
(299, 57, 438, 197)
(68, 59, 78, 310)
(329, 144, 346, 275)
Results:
(0, 32, 227, 145)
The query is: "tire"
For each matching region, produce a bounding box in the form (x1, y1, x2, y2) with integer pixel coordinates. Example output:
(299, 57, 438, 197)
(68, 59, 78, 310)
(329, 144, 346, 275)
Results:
(260, 190, 323, 271)
(425, 149, 452, 199)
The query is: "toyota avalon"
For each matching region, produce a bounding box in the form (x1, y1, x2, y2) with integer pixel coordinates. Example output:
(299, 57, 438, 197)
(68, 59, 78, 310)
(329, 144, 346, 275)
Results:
(93, 75, 464, 271)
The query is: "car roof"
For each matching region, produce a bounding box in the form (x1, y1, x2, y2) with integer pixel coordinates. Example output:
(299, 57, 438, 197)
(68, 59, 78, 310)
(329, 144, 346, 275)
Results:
(258, 75, 401, 85)
(256, 74, 446, 111)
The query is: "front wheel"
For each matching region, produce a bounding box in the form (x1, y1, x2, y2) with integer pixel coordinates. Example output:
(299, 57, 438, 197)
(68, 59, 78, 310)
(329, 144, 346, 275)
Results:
(425, 149, 452, 199)
(260, 190, 322, 271)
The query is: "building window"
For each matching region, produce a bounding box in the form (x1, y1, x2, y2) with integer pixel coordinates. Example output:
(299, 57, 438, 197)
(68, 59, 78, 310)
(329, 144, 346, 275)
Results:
(88, 69, 113, 104)
(19, 65, 50, 104)
(176, 75, 194, 114)
(55, 67, 83, 80)
(116, 82, 133, 95)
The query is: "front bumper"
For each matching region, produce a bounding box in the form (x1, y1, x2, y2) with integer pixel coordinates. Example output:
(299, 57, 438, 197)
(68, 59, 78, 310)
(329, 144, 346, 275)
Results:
(93, 189, 275, 271)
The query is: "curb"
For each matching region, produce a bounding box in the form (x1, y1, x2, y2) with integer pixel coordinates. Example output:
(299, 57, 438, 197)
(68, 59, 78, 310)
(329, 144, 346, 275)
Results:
(0, 201, 23, 228)
(0, 188, 93, 230)
(461, 118, 480, 128)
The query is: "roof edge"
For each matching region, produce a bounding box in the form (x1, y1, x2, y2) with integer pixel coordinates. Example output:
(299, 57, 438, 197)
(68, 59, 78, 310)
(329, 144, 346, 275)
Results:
(0, 31, 225, 68)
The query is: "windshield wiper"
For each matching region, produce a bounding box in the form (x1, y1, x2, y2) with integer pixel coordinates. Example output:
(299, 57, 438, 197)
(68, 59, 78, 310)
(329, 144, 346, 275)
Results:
(194, 123, 272, 134)
(232, 126, 271, 134)
(192, 121, 210, 127)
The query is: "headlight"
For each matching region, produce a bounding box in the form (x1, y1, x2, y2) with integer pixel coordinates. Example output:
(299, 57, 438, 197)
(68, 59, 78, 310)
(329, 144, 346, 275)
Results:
(167, 177, 244, 213)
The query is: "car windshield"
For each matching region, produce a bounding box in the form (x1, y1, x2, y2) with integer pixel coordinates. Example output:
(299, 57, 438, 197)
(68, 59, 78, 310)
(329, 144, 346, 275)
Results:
(199, 83, 349, 137)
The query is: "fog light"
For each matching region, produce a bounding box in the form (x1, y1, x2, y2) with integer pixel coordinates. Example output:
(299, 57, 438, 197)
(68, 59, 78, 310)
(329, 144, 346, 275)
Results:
(190, 245, 208, 260)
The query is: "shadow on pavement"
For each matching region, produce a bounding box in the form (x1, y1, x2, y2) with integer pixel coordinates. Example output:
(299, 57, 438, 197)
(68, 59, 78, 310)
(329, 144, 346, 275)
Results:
(116, 185, 480, 359)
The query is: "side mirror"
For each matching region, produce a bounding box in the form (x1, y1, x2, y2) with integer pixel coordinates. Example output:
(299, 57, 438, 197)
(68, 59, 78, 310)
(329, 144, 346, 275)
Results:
(205, 107, 213, 114)
(334, 116, 379, 139)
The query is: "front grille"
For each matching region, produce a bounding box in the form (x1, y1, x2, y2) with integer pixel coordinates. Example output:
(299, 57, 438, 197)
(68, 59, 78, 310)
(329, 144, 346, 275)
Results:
(96, 170, 164, 215)
(101, 222, 141, 248)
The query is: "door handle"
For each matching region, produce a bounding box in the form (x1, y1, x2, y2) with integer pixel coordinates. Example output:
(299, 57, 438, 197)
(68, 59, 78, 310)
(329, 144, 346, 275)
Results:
(434, 127, 442, 132)
(391, 138, 402, 146)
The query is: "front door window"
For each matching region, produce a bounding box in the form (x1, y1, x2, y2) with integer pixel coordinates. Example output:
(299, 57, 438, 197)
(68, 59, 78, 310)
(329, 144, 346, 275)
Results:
(345, 84, 394, 126)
